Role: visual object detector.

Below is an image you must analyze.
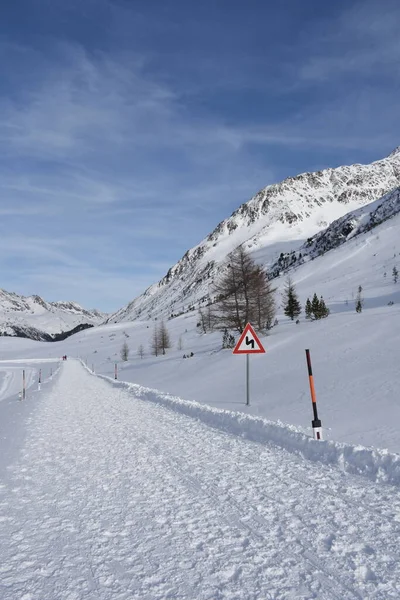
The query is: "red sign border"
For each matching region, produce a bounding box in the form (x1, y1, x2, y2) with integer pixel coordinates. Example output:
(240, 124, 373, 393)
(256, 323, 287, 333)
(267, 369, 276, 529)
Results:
(232, 323, 266, 354)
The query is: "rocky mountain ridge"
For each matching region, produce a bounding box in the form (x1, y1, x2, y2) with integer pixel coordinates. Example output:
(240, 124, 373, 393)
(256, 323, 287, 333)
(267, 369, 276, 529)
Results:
(0, 289, 106, 341)
(270, 186, 400, 276)
(108, 148, 400, 323)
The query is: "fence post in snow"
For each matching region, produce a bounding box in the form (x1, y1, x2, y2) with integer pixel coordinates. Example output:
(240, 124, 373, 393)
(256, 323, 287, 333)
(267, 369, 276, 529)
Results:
(22, 370, 26, 400)
(115, 363, 118, 380)
(305, 349, 323, 440)
(38, 368, 41, 391)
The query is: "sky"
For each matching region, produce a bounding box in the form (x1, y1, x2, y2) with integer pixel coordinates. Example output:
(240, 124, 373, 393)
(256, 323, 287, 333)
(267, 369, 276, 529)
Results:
(1, 0, 399, 312)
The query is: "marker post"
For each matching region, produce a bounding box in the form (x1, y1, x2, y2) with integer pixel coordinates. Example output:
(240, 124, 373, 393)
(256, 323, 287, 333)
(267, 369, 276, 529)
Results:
(38, 369, 41, 391)
(114, 363, 118, 380)
(305, 349, 323, 440)
(22, 370, 26, 400)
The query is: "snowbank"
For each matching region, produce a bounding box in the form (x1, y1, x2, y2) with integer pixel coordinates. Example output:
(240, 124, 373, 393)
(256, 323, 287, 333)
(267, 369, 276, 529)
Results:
(91, 365, 400, 487)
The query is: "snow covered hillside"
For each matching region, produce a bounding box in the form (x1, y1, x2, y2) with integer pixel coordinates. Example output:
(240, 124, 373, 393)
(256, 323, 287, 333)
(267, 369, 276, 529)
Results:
(0, 288, 105, 341)
(108, 148, 400, 323)
(270, 186, 400, 276)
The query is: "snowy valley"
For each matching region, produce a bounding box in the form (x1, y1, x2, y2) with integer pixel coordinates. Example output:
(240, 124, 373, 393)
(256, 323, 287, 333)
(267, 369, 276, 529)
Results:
(2, 151, 400, 599)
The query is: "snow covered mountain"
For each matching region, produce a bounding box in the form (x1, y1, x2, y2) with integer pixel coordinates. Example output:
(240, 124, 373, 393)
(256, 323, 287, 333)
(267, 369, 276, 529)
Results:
(108, 148, 400, 323)
(0, 289, 106, 341)
(270, 186, 400, 276)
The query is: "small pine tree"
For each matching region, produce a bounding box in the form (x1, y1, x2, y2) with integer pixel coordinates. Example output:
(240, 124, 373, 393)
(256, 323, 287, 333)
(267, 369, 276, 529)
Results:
(355, 285, 363, 313)
(137, 344, 145, 359)
(319, 296, 330, 318)
(393, 266, 398, 284)
(311, 293, 320, 319)
(222, 328, 229, 349)
(305, 298, 313, 320)
(283, 277, 302, 321)
(120, 340, 129, 361)
(227, 334, 236, 348)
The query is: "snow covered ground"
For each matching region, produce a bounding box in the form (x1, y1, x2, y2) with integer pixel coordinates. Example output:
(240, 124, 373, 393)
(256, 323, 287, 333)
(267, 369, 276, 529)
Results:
(0, 359, 59, 402)
(1, 360, 400, 599)
(0, 211, 400, 454)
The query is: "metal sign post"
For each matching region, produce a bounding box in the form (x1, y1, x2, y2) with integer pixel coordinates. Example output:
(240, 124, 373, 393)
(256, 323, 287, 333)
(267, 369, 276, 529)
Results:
(246, 354, 250, 406)
(233, 323, 266, 407)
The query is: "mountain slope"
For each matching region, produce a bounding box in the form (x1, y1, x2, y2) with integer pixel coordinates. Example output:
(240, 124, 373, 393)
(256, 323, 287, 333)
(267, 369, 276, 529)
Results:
(0, 289, 106, 341)
(270, 186, 400, 276)
(108, 148, 400, 323)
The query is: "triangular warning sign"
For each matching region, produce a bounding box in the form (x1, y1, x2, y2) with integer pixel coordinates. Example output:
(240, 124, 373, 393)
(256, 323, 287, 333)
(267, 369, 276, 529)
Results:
(233, 323, 266, 354)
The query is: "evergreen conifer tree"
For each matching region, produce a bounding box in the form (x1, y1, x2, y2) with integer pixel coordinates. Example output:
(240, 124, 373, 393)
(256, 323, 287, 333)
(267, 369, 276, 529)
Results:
(355, 285, 363, 313)
(283, 277, 302, 321)
(393, 266, 398, 283)
(311, 293, 320, 319)
(305, 298, 313, 319)
(319, 296, 330, 318)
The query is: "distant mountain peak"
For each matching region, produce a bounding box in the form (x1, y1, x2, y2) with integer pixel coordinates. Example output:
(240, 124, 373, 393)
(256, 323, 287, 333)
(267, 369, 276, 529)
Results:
(0, 289, 105, 341)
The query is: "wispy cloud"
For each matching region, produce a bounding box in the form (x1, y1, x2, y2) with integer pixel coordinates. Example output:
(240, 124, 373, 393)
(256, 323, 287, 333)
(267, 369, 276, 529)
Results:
(0, 0, 399, 311)
(297, 0, 400, 82)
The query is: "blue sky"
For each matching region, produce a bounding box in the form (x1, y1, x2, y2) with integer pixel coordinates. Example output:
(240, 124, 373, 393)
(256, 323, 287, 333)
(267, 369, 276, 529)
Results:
(1, 0, 399, 312)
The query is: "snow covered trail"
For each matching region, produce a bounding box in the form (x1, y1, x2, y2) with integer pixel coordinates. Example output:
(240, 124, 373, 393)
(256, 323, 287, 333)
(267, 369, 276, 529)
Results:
(1, 361, 400, 600)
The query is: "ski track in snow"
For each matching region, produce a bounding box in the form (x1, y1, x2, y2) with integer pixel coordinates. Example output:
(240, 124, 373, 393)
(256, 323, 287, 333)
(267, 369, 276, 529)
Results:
(1, 361, 400, 599)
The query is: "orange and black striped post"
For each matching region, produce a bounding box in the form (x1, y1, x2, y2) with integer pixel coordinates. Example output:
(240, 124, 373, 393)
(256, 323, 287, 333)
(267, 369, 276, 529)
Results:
(305, 349, 323, 440)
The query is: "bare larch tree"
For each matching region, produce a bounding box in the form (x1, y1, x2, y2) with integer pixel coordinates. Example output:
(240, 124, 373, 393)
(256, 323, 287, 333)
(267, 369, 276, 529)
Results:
(212, 246, 275, 333)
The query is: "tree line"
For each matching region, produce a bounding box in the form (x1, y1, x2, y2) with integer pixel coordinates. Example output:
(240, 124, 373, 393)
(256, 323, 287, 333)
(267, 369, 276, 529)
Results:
(122, 244, 398, 362)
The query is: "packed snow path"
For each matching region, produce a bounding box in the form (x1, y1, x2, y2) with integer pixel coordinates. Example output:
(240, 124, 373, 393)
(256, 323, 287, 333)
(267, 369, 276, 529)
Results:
(1, 362, 400, 599)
